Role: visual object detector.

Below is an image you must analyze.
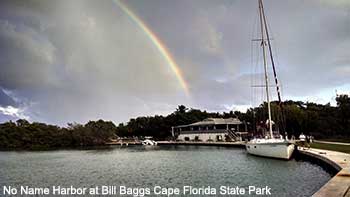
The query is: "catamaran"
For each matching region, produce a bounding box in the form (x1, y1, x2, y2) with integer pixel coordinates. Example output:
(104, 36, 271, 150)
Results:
(245, 0, 295, 160)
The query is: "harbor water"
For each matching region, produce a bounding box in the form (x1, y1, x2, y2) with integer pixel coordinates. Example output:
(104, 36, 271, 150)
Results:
(0, 146, 332, 196)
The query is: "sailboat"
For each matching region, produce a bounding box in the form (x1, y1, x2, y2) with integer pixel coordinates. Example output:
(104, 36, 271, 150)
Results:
(245, 0, 295, 160)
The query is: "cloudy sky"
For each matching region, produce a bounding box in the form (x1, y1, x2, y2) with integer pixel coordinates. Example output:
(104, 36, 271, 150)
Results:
(0, 0, 349, 125)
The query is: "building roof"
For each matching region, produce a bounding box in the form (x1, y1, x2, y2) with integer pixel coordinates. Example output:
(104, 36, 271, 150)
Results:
(175, 118, 242, 128)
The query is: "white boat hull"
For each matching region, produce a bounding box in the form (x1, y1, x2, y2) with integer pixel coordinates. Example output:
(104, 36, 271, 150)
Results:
(142, 139, 157, 146)
(246, 140, 295, 160)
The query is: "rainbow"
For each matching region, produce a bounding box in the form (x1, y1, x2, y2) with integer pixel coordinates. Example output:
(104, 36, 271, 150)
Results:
(115, 0, 190, 96)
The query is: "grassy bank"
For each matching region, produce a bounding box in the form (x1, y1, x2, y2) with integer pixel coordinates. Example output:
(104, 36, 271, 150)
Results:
(310, 142, 350, 154)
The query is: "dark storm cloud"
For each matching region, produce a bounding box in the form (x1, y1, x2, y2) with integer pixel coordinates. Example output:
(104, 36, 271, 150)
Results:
(0, 0, 349, 124)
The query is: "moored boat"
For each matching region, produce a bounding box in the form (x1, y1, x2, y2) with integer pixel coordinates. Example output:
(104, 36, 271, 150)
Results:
(245, 0, 294, 160)
(246, 138, 295, 160)
(142, 137, 158, 146)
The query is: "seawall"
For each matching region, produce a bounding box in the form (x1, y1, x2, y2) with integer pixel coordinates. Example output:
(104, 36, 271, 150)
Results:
(297, 148, 350, 196)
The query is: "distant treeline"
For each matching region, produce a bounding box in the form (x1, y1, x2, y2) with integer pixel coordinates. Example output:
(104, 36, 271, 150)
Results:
(117, 94, 350, 139)
(0, 120, 117, 149)
(0, 95, 349, 149)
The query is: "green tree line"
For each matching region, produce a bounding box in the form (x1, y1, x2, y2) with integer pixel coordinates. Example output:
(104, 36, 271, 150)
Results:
(0, 95, 349, 149)
(116, 94, 350, 139)
(0, 119, 117, 149)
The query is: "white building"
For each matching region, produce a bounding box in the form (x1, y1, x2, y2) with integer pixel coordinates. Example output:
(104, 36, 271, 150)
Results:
(173, 118, 246, 142)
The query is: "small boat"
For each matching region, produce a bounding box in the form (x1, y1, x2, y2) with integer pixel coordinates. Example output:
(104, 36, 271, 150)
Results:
(142, 137, 157, 146)
(245, 0, 294, 160)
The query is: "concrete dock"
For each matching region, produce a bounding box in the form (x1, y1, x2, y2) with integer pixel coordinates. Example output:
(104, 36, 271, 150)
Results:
(157, 141, 246, 147)
(106, 140, 246, 147)
(298, 148, 350, 197)
(105, 141, 141, 145)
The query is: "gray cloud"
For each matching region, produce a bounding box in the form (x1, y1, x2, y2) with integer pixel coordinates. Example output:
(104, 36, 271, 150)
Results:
(0, 20, 57, 89)
(0, 0, 192, 124)
(0, 0, 349, 124)
(0, 89, 16, 107)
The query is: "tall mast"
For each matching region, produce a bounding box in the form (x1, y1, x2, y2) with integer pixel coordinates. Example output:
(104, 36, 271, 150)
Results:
(260, 0, 286, 134)
(258, 0, 273, 138)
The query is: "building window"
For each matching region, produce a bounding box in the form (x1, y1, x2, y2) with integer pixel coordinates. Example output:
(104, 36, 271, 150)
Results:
(216, 124, 226, 130)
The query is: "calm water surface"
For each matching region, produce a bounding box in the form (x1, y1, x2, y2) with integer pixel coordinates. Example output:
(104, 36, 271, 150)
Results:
(0, 146, 332, 196)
